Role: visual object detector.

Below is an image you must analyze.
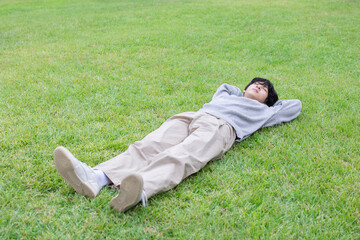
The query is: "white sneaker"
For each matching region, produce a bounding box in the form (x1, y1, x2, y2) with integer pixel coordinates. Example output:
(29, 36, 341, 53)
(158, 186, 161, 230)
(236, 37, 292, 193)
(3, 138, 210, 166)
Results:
(110, 173, 148, 213)
(54, 146, 101, 198)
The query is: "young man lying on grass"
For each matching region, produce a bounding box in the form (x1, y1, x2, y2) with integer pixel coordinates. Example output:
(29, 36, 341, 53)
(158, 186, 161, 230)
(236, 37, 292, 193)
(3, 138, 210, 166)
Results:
(54, 78, 302, 213)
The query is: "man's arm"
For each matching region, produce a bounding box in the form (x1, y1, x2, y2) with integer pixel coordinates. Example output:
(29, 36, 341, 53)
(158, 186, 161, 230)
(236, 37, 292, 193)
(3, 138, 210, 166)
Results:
(264, 99, 302, 127)
(211, 83, 243, 99)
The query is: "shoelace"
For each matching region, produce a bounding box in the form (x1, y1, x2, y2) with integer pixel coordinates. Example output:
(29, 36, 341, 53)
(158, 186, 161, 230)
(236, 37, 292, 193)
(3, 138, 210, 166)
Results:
(140, 190, 148, 207)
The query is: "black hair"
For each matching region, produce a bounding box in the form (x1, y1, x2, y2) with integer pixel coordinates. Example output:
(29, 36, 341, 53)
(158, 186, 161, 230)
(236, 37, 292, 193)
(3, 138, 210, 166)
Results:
(244, 77, 278, 106)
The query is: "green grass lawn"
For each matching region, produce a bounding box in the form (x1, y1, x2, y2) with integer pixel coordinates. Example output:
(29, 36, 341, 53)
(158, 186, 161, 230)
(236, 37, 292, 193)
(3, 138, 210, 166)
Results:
(1, 0, 359, 238)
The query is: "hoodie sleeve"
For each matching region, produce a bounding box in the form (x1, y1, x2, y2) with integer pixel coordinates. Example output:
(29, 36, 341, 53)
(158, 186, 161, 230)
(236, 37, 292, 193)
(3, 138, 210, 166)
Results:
(263, 99, 302, 127)
(211, 83, 243, 99)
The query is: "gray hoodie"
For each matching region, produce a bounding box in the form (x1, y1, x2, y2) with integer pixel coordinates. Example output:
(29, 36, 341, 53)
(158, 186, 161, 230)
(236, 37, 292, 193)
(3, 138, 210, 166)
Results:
(199, 83, 302, 142)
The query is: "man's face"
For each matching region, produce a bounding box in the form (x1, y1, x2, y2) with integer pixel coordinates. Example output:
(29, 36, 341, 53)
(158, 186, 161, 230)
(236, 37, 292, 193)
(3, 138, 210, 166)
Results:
(243, 82, 268, 104)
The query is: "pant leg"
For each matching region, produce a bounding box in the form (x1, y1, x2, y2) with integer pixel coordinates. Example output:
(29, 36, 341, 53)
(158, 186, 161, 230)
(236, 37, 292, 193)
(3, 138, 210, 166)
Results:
(94, 112, 202, 185)
(137, 113, 236, 198)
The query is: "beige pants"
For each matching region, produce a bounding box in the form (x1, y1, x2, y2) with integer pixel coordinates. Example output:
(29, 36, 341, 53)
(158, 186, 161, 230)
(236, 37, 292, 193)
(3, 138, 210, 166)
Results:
(95, 112, 236, 198)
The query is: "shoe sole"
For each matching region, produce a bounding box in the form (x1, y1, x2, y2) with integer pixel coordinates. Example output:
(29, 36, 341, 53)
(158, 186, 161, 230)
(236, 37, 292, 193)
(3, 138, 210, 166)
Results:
(53, 146, 97, 198)
(110, 174, 143, 213)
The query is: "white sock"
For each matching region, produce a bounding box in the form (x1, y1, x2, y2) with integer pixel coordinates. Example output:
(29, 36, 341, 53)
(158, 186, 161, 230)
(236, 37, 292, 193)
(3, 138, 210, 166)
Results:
(94, 169, 111, 187)
(140, 190, 148, 207)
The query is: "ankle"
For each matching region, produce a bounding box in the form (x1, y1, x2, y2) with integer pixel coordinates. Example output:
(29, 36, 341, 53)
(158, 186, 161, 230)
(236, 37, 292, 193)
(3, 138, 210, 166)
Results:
(94, 169, 111, 187)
